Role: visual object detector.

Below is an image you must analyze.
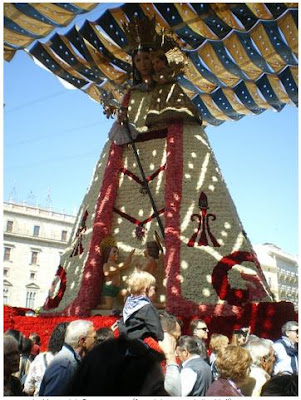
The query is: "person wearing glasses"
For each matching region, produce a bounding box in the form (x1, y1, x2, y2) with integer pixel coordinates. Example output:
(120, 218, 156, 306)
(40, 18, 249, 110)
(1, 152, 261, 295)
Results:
(273, 321, 298, 375)
(189, 319, 209, 362)
(240, 338, 276, 396)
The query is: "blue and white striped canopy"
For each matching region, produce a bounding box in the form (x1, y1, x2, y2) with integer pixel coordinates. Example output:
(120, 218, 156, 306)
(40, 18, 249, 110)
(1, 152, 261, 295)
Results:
(4, 3, 298, 126)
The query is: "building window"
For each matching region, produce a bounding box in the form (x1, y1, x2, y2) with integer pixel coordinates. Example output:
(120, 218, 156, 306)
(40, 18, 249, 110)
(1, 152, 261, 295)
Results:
(3, 287, 9, 305)
(61, 230, 67, 241)
(25, 291, 36, 309)
(4, 268, 9, 277)
(31, 251, 38, 265)
(33, 225, 40, 237)
(6, 221, 13, 232)
(30, 272, 36, 280)
(268, 277, 272, 287)
(4, 247, 11, 261)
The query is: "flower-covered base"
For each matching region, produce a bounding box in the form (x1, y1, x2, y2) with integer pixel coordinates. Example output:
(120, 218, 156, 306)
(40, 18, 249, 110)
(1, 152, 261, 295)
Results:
(4, 301, 297, 350)
(40, 122, 274, 317)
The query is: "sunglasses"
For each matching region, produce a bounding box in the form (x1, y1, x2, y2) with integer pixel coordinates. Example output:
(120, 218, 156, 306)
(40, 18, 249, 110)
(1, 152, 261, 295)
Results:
(288, 329, 298, 333)
(197, 327, 209, 332)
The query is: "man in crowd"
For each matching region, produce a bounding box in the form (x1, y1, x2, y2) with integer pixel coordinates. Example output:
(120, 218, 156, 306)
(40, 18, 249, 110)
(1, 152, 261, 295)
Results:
(274, 321, 298, 375)
(177, 335, 212, 395)
(240, 338, 276, 396)
(159, 310, 182, 341)
(160, 334, 212, 396)
(39, 319, 96, 395)
(159, 311, 182, 396)
(189, 318, 209, 362)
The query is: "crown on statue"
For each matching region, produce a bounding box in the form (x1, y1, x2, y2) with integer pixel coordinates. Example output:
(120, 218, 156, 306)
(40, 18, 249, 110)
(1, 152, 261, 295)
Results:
(123, 16, 162, 52)
(100, 234, 117, 253)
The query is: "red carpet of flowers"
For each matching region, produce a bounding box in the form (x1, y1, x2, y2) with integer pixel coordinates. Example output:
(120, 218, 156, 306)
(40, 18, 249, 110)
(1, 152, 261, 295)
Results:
(4, 301, 297, 351)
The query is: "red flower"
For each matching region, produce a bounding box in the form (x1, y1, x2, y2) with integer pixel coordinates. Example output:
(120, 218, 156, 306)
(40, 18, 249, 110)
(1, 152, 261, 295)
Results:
(44, 265, 66, 309)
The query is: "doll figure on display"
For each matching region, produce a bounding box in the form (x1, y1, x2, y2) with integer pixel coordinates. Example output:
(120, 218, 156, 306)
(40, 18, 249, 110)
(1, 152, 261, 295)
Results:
(137, 239, 165, 309)
(97, 245, 135, 310)
(151, 50, 173, 84)
(140, 241, 161, 276)
(146, 49, 202, 127)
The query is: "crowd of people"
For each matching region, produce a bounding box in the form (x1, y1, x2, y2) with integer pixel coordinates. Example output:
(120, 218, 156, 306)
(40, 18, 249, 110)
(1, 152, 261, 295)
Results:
(3, 270, 298, 397)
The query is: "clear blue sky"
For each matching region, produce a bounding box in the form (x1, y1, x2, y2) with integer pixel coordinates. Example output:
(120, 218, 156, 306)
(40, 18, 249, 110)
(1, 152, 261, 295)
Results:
(3, 4, 299, 256)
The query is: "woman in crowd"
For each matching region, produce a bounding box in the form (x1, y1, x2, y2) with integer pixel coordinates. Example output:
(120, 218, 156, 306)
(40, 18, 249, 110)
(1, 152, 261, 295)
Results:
(5, 329, 33, 387)
(4, 335, 23, 396)
(205, 345, 252, 396)
(209, 333, 229, 380)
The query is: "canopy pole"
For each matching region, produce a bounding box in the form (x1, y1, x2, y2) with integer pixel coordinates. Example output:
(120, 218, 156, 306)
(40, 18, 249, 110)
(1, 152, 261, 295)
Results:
(124, 123, 165, 239)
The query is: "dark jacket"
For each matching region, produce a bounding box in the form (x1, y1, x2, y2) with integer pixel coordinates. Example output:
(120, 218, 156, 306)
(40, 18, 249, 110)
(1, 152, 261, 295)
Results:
(206, 378, 243, 396)
(118, 303, 164, 341)
(39, 344, 81, 396)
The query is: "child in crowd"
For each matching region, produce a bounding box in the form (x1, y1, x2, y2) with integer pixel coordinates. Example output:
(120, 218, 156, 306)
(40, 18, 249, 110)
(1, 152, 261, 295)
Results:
(118, 270, 164, 342)
(97, 246, 135, 310)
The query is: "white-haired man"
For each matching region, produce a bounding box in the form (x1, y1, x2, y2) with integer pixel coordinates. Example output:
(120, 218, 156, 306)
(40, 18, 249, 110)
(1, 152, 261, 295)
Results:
(39, 320, 96, 396)
(274, 320, 298, 375)
(240, 338, 276, 396)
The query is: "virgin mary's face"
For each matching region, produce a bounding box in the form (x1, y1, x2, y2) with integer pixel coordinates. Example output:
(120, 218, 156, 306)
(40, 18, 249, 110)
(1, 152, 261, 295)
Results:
(133, 51, 153, 79)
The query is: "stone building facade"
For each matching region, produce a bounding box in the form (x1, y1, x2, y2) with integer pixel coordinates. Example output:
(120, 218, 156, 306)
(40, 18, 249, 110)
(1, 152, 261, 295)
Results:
(3, 202, 75, 309)
(254, 243, 298, 311)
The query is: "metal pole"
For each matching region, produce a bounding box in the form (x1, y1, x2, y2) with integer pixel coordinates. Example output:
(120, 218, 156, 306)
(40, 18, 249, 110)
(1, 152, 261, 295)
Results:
(124, 123, 165, 239)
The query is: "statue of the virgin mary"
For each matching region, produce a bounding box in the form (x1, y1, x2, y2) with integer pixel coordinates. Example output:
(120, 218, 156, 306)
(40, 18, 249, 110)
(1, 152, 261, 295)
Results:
(42, 16, 273, 317)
